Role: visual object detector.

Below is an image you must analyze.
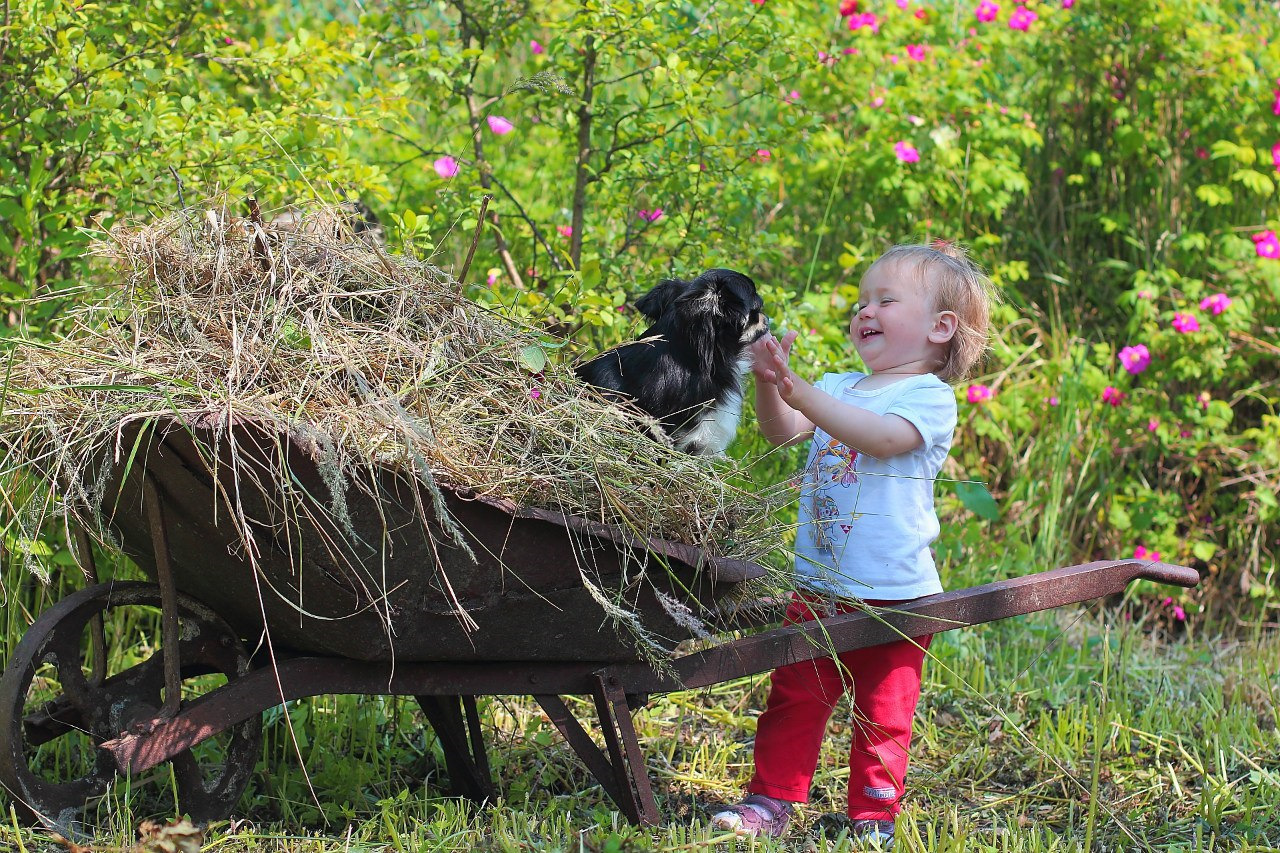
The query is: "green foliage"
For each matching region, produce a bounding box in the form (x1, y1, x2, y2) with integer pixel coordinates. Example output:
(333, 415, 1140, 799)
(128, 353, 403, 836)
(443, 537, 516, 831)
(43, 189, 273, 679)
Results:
(0, 0, 396, 334)
(3, 0, 1279, 606)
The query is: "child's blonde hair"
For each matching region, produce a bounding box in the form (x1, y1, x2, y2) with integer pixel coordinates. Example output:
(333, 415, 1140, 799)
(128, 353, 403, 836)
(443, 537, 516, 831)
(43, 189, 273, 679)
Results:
(864, 241, 999, 383)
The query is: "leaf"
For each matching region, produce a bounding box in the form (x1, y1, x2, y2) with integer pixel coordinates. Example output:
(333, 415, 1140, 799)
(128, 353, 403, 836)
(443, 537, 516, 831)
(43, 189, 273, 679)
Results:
(1191, 541, 1217, 561)
(956, 481, 999, 521)
(518, 344, 546, 374)
(1194, 183, 1233, 207)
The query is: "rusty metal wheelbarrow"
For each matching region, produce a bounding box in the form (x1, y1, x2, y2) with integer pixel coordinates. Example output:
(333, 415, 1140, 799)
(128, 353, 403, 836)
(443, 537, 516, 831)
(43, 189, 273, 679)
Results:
(0, 420, 1200, 832)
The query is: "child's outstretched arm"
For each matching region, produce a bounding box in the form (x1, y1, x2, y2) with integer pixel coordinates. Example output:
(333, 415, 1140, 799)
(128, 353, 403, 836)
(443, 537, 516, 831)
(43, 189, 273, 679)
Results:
(763, 337, 924, 458)
(752, 331, 814, 447)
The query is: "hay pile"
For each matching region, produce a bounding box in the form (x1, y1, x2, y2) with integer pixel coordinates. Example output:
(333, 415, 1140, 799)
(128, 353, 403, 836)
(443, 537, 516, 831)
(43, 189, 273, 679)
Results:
(0, 203, 786, 643)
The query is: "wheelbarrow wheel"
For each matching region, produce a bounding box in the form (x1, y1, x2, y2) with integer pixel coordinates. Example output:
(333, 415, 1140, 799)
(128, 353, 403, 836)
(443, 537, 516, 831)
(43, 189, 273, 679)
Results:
(0, 581, 262, 835)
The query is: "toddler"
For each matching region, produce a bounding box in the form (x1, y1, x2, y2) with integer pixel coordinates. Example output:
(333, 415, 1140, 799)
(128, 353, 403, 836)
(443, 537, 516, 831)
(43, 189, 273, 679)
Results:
(711, 242, 997, 845)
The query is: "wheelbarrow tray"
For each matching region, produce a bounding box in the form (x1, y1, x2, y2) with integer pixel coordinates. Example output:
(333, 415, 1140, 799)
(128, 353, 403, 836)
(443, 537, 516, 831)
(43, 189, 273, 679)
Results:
(88, 418, 762, 663)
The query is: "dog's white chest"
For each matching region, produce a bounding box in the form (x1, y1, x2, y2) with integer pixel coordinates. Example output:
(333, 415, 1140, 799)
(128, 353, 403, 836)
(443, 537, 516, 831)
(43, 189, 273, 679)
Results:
(674, 391, 744, 456)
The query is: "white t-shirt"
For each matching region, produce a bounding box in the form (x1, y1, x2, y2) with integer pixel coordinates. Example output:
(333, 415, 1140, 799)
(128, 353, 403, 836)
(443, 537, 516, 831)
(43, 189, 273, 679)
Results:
(793, 371, 957, 601)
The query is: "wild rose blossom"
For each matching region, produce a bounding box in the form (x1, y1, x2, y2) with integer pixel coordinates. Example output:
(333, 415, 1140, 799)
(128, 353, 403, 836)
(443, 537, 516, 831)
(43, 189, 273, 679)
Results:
(487, 116, 514, 135)
(967, 384, 994, 403)
(1102, 386, 1124, 406)
(1118, 344, 1151, 374)
(637, 208, 664, 222)
(1272, 141, 1280, 171)
(1062, 0, 1075, 7)
(975, 1, 999, 21)
(1047, 396, 1059, 406)
(754, 148, 772, 162)
(839, 0, 859, 15)
(433, 156, 459, 178)
(1199, 293, 1231, 315)
(1009, 5, 1037, 29)
(1273, 87, 1280, 116)
(906, 44, 928, 61)
(1135, 545, 1161, 561)
(1147, 418, 1159, 431)
(1253, 230, 1280, 259)
(530, 39, 545, 54)
(848, 12, 880, 31)
(1171, 312, 1200, 333)
(894, 141, 920, 163)
(556, 225, 573, 238)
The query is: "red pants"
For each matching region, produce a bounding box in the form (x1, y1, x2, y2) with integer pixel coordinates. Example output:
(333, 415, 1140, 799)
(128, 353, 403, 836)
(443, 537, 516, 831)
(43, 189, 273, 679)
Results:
(748, 593, 932, 820)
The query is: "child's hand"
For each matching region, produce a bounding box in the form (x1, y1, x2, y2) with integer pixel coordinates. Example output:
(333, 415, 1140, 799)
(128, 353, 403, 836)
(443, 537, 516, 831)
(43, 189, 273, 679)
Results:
(764, 332, 812, 406)
(751, 330, 798, 384)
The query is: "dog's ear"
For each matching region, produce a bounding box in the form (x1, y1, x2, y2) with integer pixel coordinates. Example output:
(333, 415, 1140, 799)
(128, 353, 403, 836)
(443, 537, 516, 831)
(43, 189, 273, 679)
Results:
(698, 269, 757, 302)
(634, 278, 690, 321)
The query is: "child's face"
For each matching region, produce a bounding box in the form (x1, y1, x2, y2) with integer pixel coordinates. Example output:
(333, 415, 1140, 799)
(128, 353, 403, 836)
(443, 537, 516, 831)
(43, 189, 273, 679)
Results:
(849, 261, 956, 374)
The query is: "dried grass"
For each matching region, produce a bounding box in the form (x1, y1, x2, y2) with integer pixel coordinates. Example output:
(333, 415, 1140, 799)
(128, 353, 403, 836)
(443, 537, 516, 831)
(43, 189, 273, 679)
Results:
(0, 203, 788, 649)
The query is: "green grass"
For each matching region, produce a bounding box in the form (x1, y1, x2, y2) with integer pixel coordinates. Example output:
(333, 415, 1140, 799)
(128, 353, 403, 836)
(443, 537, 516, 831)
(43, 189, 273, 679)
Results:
(1, 558, 1277, 852)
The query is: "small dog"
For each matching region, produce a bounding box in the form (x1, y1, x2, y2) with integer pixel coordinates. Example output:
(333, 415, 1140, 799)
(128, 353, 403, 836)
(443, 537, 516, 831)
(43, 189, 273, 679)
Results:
(576, 268, 769, 455)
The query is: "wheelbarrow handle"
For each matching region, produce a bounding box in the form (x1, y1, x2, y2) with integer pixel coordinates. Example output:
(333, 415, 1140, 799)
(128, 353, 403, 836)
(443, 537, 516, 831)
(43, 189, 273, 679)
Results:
(1135, 561, 1201, 588)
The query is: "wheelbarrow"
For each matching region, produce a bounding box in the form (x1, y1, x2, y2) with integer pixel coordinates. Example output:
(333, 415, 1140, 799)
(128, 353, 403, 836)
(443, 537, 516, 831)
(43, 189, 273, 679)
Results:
(0, 419, 1201, 833)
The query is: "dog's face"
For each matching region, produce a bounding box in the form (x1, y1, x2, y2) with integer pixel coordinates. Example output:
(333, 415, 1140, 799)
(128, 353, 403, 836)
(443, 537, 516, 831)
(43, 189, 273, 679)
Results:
(636, 268, 769, 349)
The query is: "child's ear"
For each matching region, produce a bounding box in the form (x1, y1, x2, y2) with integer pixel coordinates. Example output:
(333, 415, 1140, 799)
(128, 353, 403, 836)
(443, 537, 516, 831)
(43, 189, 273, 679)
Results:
(929, 310, 959, 343)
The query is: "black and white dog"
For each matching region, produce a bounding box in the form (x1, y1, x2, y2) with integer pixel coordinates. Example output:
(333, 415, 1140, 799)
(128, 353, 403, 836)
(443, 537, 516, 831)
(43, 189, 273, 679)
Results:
(576, 268, 770, 455)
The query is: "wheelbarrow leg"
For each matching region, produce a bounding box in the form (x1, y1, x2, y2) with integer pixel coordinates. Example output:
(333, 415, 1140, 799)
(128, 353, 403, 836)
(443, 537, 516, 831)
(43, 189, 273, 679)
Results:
(534, 674, 659, 827)
(415, 695, 493, 804)
(592, 672, 659, 826)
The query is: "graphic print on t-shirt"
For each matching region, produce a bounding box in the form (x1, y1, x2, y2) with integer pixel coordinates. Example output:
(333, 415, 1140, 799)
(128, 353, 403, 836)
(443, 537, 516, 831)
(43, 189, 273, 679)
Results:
(805, 438, 863, 559)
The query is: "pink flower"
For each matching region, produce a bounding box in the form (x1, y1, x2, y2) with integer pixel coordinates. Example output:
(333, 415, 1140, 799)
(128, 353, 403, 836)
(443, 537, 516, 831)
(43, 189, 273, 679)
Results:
(894, 141, 920, 163)
(1197, 391, 1211, 410)
(1062, 0, 1075, 7)
(888, 54, 900, 65)
(1118, 344, 1151, 374)
(915, 7, 928, 19)
(433, 156, 459, 178)
(486, 115, 514, 135)
(1253, 230, 1280, 259)
(529, 387, 542, 400)
(785, 89, 801, 103)
(1195, 147, 1209, 159)
(751, 0, 766, 5)
(871, 96, 885, 108)
(848, 12, 880, 31)
(896, 0, 910, 8)
(1273, 88, 1280, 116)
(486, 269, 500, 286)
(1136, 289, 1154, 300)
(906, 44, 928, 61)
(967, 384, 994, 403)
(224, 36, 235, 45)
(975, 0, 999, 21)
(637, 208, 664, 222)
(1171, 312, 1200, 333)
(1172, 605, 1186, 621)
(1199, 293, 1231, 315)
(556, 224, 573, 238)
(839, 0, 859, 15)
(1272, 141, 1280, 171)
(1147, 418, 1160, 431)
(1134, 545, 1161, 561)
(1009, 5, 1037, 29)
(530, 39, 545, 54)
(753, 148, 772, 162)
(1047, 396, 1059, 406)
(1102, 386, 1124, 406)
